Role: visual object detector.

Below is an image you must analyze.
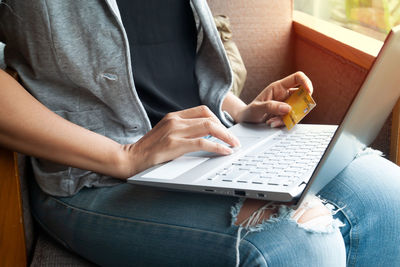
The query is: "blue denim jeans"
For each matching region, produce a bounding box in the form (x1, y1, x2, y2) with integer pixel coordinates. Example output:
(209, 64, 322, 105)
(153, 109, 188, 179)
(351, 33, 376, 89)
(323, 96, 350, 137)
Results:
(30, 153, 400, 266)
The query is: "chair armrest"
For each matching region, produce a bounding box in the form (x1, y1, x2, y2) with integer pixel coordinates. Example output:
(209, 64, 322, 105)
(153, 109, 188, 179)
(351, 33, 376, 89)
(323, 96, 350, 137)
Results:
(0, 68, 27, 266)
(0, 147, 27, 267)
(391, 99, 400, 165)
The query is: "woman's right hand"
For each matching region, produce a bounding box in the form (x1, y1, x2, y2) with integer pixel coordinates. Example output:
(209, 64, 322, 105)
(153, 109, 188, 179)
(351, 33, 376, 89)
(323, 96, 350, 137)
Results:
(121, 105, 241, 178)
(0, 69, 239, 180)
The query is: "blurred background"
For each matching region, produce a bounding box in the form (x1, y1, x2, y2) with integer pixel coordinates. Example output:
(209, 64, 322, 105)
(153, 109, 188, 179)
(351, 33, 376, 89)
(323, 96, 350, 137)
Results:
(295, 0, 400, 40)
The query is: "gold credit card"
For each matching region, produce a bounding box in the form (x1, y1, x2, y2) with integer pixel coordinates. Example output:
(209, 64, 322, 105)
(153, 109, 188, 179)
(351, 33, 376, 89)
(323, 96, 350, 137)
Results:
(282, 86, 316, 130)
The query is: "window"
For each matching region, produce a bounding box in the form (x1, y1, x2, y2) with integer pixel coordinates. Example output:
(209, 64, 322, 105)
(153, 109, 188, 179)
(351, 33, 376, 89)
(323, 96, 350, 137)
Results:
(295, 0, 400, 41)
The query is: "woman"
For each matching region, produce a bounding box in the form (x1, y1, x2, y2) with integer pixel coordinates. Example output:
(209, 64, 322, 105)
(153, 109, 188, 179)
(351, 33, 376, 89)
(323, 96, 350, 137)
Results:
(0, 1, 399, 266)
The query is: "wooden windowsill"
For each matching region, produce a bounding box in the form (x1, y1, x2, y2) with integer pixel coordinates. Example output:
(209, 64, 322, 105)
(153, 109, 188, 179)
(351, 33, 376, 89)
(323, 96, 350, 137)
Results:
(293, 11, 399, 165)
(292, 11, 383, 70)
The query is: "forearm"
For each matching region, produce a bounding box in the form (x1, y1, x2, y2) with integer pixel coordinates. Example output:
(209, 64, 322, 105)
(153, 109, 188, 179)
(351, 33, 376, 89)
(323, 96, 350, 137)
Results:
(221, 92, 247, 122)
(0, 70, 131, 179)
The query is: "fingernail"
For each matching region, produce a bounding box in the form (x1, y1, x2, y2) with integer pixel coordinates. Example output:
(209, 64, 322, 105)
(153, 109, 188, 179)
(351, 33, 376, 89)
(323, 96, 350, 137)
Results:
(279, 104, 291, 114)
(270, 121, 279, 128)
(223, 147, 234, 155)
(231, 135, 241, 147)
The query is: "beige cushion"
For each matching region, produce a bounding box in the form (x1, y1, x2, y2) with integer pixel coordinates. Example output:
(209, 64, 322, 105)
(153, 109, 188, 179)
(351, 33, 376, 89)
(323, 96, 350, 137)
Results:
(208, 0, 294, 103)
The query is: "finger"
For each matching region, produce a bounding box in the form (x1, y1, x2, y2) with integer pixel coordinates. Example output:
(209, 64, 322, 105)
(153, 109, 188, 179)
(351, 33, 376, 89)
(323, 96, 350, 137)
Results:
(178, 118, 241, 147)
(279, 71, 313, 95)
(263, 100, 291, 116)
(266, 116, 280, 125)
(245, 100, 290, 123)
(267, 118, 285, 128)
(282, 88, 300, 101)
(185, 138, 234, 155)
(174, 105, 221, 123)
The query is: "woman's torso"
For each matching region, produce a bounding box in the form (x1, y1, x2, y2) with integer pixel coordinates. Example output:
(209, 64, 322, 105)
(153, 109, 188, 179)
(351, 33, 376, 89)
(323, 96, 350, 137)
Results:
(0, 0, 232, 196)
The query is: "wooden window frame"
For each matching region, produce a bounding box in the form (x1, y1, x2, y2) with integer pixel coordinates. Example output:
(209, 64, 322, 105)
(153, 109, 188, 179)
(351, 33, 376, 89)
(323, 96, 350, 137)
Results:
(293, 11, 400, 165)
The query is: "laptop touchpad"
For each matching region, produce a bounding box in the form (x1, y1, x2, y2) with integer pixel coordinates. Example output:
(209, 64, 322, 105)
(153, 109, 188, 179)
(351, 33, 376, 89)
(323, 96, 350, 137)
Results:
(142, 156, 209, 180)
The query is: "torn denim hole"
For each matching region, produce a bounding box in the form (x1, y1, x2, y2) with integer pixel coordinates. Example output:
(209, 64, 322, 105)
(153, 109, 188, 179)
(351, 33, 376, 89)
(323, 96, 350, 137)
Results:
(355, 147, 383, 158)
(230, 196, 345, 267)
(292, 196, 345, 233)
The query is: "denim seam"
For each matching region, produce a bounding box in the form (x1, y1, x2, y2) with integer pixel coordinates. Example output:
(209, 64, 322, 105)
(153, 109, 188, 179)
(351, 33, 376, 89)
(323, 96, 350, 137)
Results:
(48, 195, 268, 264)
(237, 233, 269, 267)
(53, 195, 227, 234)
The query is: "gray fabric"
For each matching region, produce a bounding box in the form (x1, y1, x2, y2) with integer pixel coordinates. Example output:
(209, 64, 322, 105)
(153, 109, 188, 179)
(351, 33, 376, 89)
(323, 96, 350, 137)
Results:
(0, 42, 4, 69)
(0, 0, 232, 197)
(30, 233, 96, 267)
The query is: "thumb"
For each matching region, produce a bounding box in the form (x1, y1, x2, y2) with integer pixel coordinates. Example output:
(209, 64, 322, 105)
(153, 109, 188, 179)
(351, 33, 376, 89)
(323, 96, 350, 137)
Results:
(264, 100, 291, 116)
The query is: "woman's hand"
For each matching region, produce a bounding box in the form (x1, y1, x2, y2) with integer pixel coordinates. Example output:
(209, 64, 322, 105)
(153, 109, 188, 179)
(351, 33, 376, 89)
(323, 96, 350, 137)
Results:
(121, 105, 241, 177)
(0, 70, 239, 180)
(224, 72, 313, 127)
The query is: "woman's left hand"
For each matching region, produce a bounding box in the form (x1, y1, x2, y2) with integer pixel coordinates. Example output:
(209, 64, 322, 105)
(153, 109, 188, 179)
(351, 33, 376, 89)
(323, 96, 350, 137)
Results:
(233, 71, 313, 127)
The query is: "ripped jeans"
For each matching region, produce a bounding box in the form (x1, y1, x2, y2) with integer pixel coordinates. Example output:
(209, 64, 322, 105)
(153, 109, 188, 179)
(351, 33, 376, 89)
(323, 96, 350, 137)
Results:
(30, 153, 400, 266)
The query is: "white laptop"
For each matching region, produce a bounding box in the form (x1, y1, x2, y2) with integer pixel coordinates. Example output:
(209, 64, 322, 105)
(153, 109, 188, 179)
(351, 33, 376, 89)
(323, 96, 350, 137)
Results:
(128, 26, 400, 209)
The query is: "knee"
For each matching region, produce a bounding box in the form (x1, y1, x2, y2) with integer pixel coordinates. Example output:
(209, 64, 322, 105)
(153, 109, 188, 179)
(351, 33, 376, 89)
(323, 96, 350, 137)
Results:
(293, 197, 332, 229)
(235, 196, 341, 233)
(235, 197, 346, 266)
(239, 220, 346, 267)
(342, 155, 400, 217)
(322, 154, 400, 222)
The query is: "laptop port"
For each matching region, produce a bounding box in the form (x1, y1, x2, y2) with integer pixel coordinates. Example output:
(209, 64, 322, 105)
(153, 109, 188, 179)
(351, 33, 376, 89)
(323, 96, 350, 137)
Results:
(204, 189, 215, 192)
(257, 193, 265, 198)
(234, 190, 246, 196)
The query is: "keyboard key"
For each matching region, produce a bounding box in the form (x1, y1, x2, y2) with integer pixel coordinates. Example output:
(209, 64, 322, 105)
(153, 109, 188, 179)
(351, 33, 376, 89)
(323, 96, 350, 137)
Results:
(224, 170, 248, 180)
(204, 127, 336, 187)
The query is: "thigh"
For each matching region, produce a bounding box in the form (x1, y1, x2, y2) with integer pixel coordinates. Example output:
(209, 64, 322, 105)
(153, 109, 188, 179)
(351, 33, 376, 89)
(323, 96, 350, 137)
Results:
(319, 153, 400, 266)
(30, 181, 238, 266)
(30, 179, 345, 267)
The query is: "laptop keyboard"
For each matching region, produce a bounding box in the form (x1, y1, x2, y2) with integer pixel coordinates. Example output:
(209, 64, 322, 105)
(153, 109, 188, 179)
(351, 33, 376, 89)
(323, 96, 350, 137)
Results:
(206, 128, 335, 188)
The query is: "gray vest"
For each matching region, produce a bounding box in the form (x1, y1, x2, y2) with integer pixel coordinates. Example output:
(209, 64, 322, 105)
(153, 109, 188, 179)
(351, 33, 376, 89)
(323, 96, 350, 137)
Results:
(0, 0, 233, 196)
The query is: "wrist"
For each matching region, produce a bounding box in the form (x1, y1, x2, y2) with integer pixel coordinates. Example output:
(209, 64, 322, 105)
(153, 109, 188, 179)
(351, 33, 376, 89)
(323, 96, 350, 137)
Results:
(115, 141, 155, 179)
(222, 92, 247, 123)
(230, 104, 247, 123)
(113, 143, 138, 179)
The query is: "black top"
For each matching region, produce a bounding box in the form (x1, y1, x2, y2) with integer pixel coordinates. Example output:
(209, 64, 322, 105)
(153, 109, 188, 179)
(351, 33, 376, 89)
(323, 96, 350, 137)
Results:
(117, 0, 201, 126)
